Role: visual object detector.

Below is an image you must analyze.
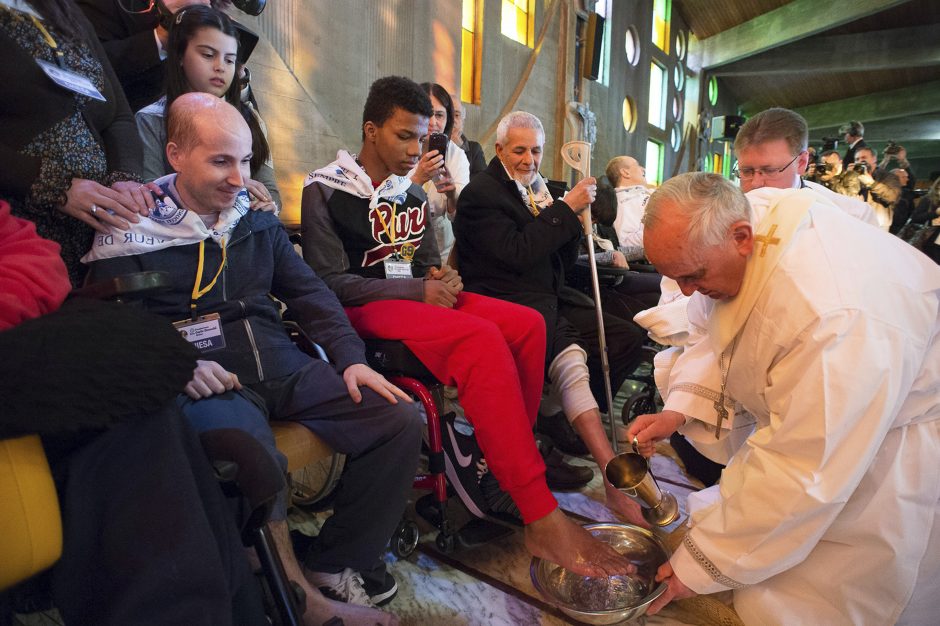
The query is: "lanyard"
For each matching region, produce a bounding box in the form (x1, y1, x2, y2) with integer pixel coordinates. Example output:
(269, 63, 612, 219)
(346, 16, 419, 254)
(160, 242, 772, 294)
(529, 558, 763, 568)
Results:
(526, 185, 541, 216)
(28, 14, 66, 68)
(374, 202, 400, 249)
(191, 238, 227, 320)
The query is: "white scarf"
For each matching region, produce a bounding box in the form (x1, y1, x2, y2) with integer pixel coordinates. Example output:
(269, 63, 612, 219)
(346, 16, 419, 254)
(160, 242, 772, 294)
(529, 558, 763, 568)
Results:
(502, 162, 553, 215)
(303, 150, 412, 211)
(81, 174, 248, 263)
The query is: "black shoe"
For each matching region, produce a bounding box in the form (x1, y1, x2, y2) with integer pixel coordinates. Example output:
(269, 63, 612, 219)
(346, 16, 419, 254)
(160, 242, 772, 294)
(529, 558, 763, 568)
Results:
(360, 570, 398, 607)
(535, 434, 594, 490)
(479, 469, 522, 523)
(537, 410, 589, 456)
(440, 411, 489, 518)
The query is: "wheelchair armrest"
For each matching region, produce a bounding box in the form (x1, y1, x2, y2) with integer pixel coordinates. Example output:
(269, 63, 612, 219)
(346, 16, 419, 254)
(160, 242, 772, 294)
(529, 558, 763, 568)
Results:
(73, 271, 171, 301)
(628, 260, 659, 273)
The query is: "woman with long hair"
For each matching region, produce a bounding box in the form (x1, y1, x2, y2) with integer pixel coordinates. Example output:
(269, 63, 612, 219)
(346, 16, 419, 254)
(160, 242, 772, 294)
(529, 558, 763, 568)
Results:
(136, 4, 279, 212)
(410, 81, 470, 262)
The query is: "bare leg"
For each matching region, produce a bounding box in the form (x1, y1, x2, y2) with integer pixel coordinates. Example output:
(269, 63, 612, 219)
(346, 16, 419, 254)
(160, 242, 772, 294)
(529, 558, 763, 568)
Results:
(524, 508, 636, 577)
(268, 521, 398, 626)
(571, 409, 650, 528)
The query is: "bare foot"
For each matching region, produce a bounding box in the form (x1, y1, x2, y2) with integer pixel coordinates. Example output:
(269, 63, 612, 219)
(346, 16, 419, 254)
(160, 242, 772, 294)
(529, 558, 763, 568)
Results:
(524, 508, 636, 577)
(604, 482, 651, 529)
(306, 591, 399, 626)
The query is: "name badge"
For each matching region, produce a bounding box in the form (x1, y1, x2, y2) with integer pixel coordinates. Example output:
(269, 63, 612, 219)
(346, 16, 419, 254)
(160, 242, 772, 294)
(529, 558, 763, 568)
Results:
(36, 59, 106, 101)
(384, 258, 412, 279)
(173, 312, 226, 352)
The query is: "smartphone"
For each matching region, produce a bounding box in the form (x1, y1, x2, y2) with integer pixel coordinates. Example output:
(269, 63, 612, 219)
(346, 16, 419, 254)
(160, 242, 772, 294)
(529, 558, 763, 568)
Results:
(427, 132, 449, 156)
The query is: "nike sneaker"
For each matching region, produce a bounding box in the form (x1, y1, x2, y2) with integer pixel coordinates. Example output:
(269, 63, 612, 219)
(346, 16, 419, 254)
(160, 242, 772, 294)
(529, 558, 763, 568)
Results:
(440, 410, 490, 518)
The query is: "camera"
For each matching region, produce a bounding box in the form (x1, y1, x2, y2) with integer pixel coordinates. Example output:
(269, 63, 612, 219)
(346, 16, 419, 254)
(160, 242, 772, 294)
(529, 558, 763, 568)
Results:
(821, 136, 839, 152)
(884, 140, 902, 156)
(852, 162, 869, 175)
(816, 162, 831, 175)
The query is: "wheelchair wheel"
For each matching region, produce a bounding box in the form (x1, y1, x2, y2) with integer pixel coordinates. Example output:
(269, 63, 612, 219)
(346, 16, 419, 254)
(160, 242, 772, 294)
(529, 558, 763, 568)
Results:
(391, 519, 420, 558)
(620, 388, 661, 426)
(435, 532, 456, 554)
(289, 453, 345, 510)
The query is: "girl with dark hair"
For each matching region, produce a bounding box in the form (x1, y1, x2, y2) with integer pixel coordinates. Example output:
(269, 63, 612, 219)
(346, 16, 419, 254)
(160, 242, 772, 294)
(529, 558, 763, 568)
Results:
(0, 0, 157, 285)
(136, 4, 279, 212)
(410, 81, 470, 262)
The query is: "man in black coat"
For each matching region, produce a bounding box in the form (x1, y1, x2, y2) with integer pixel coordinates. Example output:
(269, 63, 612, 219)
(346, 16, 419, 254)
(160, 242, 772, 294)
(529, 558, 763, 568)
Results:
(455, 110, 648, 527)
(840, 120, 868, 169)
(450, 94, 487, 178)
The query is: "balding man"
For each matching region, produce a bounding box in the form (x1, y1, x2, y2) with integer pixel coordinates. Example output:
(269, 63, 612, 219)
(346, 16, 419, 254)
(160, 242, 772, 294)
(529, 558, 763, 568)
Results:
(84, 93, 419, 625)
(629, 173, 940, 625)
(605, 155, 651, 249)
(449, 93, 486, 177)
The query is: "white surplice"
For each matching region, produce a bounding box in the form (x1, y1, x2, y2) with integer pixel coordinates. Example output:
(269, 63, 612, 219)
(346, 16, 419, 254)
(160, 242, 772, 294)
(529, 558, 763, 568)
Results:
(663, 188, 940, 625)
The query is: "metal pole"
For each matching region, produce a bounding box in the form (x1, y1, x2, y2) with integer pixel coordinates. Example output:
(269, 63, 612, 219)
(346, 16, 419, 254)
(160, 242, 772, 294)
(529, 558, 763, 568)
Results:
(561, 142, 619, 454)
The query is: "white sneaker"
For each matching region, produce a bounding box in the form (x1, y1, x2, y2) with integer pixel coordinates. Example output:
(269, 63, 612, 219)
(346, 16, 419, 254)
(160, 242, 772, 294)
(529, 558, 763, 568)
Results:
(306, 567, 375, 607)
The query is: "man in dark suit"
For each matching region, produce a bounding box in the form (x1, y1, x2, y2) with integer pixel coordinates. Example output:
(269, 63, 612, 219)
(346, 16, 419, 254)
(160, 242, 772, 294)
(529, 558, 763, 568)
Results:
(450, 93, 487, 178)
(455, 110, 648, 523)
(840, 120, 867, 168)
(76, 0, 209, 111)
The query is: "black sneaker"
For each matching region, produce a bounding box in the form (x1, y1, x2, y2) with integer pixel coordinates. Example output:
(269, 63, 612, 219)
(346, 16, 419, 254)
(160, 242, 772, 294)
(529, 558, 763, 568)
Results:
(478, 468, 522, 523)
(440, 411, 489, 518)
(360, 570, 398, 607)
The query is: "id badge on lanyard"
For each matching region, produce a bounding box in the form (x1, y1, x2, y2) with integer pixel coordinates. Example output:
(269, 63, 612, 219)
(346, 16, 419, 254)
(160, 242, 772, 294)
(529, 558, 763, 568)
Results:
(173, 312, 226, 352)
(29, 14, 106, 101)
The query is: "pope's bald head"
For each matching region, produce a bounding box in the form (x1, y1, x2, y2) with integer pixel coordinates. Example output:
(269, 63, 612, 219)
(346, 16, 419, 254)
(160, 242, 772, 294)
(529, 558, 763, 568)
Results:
(166, 92, 249, 154)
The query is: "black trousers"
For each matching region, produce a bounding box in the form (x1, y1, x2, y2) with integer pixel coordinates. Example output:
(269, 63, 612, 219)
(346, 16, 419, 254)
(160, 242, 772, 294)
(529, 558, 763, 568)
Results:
(559, 301, 647, 412)
(248, 357, 423, 574)
(44, 405, 266, 626)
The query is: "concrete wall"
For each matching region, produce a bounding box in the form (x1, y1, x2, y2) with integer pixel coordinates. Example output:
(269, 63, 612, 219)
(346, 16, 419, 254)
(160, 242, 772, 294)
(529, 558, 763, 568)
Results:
(236, 0, 703, 223)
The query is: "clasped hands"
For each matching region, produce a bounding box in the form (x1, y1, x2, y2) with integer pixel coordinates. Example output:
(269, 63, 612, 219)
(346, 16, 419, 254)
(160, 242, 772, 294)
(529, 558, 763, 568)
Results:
(423, 264, 462, 308)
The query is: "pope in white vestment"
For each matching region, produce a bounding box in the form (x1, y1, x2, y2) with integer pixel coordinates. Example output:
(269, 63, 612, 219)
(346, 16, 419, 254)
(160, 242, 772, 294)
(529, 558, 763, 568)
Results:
(631, 174, 940, 626)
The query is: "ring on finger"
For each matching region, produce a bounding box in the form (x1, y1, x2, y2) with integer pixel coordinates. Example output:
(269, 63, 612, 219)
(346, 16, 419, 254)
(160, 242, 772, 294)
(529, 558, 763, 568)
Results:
(91, 204, 98, 215)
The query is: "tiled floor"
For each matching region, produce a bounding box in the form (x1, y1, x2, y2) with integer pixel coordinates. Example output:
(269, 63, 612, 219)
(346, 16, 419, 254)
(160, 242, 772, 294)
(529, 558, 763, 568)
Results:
(288, 387, 706, 626)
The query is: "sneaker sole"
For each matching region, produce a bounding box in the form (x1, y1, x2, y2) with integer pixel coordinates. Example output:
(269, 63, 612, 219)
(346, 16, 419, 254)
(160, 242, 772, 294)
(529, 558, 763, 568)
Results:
(368, 581, 398, 607)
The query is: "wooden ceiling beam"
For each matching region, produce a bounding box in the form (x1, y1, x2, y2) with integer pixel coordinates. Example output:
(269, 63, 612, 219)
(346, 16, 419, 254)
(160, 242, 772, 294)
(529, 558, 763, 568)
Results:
(712, 25, 940, 76)
(688, 0, 909, 71)
(794, 80, 940, 130)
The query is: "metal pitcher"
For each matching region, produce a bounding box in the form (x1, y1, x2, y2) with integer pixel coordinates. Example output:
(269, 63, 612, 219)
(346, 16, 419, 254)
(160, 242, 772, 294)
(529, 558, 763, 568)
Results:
(605, 451, 679, 527)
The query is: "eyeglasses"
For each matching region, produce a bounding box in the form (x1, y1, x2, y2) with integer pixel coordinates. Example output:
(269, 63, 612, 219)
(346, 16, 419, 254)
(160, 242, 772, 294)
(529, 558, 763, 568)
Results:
(732, 151, 804, 180)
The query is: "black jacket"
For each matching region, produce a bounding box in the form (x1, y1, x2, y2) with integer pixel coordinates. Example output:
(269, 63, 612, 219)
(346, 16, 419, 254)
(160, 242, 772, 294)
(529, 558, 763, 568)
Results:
(88, 206, 366, 385)
(842, 139, 868, 168)
(76, 0, 163, 112)
(459, 136, 487, 179)
(455, 157, 583, 359)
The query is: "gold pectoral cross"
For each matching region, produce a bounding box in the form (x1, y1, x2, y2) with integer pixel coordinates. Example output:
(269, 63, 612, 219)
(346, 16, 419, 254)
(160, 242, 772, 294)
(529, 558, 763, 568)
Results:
(754, 224, 781, 257)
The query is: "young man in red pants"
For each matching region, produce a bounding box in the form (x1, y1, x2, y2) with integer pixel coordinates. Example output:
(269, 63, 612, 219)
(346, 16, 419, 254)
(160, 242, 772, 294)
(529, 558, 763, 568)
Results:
(301, 75, 633, 579)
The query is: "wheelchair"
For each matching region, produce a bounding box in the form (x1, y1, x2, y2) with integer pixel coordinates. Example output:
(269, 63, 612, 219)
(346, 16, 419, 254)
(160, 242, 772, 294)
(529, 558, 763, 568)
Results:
(363, 338, 521, 556)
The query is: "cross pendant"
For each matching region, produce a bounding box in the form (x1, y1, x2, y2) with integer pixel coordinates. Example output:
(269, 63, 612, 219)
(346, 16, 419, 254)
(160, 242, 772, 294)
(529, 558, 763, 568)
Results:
(713, 397, 729, 439)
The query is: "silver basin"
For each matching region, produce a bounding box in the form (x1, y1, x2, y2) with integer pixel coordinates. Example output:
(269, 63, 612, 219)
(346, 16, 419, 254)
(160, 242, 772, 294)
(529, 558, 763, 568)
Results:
(530, 523, 669, 624)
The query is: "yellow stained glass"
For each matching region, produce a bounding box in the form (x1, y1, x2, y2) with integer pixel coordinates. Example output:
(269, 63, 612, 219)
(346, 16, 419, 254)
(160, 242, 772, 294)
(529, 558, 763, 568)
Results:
(652, 0, 671, 54)
(501, 0, 532, 47)
(462, 0, 474, 30)
(461, 0, 482, 103)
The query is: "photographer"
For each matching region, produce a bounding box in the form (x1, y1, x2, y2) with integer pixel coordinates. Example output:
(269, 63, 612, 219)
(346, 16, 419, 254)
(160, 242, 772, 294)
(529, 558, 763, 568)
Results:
(76, 0, 212, 111)
(805, 149, 843, 189)
(853, 146, 902, 231)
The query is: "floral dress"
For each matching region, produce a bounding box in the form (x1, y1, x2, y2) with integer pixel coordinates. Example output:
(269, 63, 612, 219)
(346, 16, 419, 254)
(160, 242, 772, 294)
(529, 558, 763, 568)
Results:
(1, 5, 138, 285)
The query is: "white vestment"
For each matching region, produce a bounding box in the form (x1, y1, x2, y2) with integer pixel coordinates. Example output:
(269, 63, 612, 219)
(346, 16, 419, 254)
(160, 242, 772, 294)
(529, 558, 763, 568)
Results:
(613, 185, 651, 248)
(665, 188, 940, 625)
(804, 179, 879, 227)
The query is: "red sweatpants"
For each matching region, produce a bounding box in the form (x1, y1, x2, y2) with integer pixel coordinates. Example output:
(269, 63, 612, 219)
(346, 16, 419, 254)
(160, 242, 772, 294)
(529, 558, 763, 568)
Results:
(345, 291, 556, 523)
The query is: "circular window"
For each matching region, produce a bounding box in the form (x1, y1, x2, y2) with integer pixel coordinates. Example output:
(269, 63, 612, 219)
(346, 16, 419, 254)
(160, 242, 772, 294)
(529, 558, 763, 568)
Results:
(670, 125, 681, 152)
(622, 96, 637, 132)
(708, 76, 719, 106)
(673, 64, 685, 91)
(676, 31, 688, 60)
(672, 94, 683, 122)
(624, 27, 640, 67)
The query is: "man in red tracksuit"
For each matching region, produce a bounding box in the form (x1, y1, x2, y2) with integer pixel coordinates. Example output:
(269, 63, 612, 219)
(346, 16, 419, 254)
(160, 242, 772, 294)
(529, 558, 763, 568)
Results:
(300, 76, 634, 578)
